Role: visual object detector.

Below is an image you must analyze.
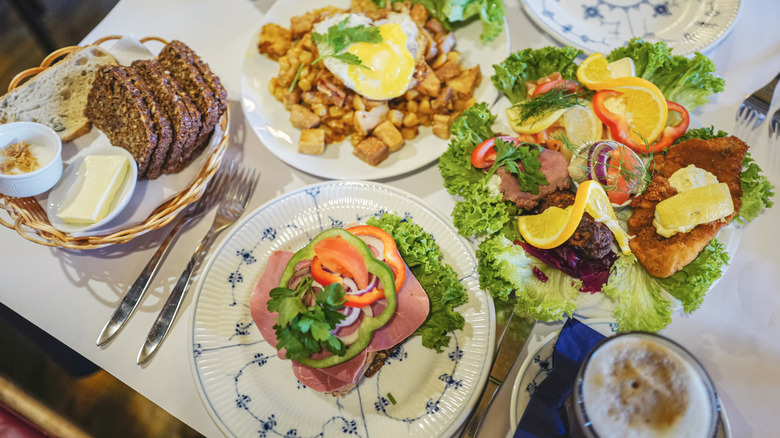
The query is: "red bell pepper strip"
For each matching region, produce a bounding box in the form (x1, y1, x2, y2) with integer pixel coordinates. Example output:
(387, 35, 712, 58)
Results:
(313, 236, 369, 290)
(343, 225, 407, 308)
(310, 256, 342, 287)
(470, 136, 522, 169)
(592, 90, 690, 154)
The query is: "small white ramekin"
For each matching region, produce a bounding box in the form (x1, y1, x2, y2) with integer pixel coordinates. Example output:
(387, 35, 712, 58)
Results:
(0, 122, 63, 197)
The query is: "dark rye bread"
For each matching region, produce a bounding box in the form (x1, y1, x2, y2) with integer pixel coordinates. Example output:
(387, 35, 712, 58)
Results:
(157, 41, 221, 169)
(85, 65, 158, 176)
(167, 40, 228, 115)
(132, 59, 200, 174)
(124, 68, 173, 179)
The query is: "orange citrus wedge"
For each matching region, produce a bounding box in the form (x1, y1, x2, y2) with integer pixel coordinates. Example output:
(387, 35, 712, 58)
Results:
(600, 77, 668, 144)
(577, 53, 636, 89)
(518, 180, 633, 253)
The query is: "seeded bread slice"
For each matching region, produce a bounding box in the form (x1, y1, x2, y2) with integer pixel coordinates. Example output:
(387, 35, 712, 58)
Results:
(157, 42, 220, 170)
(167, 40, 228, 115)
(132, 59, 196, 176)
(0, 45, 117, 142)
(85, 65, 157, 177)
(124, 68, 172, 180)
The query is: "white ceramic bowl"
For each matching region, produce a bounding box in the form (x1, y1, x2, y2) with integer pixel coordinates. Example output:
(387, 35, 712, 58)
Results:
(0, 122, 63, 197)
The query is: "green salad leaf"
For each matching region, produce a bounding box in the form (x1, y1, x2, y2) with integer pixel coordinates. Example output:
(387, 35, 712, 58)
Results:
(738, 152, 775, 224)
(367, 213, 467, 352)
(491, 46, 583, 104)
(606, 38, 725, 111)
(657, 239, 730, 313)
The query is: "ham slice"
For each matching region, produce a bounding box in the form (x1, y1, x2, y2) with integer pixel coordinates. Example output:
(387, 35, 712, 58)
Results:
(249, 249, 430, 394)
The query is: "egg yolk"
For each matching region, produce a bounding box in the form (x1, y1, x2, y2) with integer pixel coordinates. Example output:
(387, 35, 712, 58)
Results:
(347, 23, 414, 100)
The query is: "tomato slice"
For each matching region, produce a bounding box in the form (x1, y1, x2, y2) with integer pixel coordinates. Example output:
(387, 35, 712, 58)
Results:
(604, 145, 642, 204)
(313, 237, 369, 290)
(470, 136, 522, 169)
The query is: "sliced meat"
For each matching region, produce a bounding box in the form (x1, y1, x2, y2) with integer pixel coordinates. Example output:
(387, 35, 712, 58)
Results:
(367, 264, 430, 351)
(499, 148, 571, 210)
(536, 190, 614, 261)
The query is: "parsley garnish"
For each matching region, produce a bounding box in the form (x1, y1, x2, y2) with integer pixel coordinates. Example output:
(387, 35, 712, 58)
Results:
(288, 15, 383, 91)
(484, 138, 548, 195)
(267, 277, 348, 361)
(510, 87, 585, 125)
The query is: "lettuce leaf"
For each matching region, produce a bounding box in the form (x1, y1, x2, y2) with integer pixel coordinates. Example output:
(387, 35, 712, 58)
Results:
(601, 253, 673, 332)
(439, 102, 495, 197)
(656, 239, 730, 313)
(373, 0, 505, 43)
(738, 152, 775, 224)
(367, 213, 467, 352)
(606, 38, 725, 111)
(491, 46, 583, 104)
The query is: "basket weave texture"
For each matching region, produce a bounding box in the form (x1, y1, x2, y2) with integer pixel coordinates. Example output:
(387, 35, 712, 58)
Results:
(0, 36, 229, 249)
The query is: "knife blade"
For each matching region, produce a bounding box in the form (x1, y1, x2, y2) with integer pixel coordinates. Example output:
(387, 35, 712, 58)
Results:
(459, 309, 528, 437)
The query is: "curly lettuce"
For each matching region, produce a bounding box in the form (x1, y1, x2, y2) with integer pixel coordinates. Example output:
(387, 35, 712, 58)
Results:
(606, 38, 725, 111)
(491, 46, 583, 104)
(657, 239, 730, 313)
(367, 213, 467, 352)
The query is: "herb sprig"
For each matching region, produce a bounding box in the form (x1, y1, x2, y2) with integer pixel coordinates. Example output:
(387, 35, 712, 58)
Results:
(484, 138, 548, 195)
(288, 15, 383, 91)
(267, 277, 347, 361)
(510, 87, 586, 125)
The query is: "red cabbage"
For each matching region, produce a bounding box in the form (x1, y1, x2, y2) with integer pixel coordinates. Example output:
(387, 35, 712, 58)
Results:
(518, 241, 617, 293)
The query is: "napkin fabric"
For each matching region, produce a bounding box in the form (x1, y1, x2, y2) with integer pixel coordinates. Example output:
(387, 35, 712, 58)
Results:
(515, 318, 606, 438)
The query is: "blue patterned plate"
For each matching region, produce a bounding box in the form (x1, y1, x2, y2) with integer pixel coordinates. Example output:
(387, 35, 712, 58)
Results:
(188, 180, 496, 437)
(521, 0, 741, 55)
(509, 319, 731, 437)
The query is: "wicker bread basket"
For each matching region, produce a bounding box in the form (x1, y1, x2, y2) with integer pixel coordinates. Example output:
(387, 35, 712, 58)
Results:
(0, 35, 229, 249)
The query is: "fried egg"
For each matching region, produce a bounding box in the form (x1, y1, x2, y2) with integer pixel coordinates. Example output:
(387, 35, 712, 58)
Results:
(313, 12, 421, 100)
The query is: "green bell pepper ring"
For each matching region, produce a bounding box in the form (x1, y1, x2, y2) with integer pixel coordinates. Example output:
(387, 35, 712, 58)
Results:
(277, 228, 397, 369)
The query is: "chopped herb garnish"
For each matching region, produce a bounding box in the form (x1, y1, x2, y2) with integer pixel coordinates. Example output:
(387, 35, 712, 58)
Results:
(267, 278, 347, 361)
(484, 138, 548, 195)
(289, 15, 383, 91)
(387, 392, 397, 405)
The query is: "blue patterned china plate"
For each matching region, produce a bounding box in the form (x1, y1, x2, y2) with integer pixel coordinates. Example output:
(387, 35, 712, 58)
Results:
(521, 0, 741, 55)
(188, 180, 496, 437)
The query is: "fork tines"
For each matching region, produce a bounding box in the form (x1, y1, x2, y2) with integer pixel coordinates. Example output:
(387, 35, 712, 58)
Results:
(737, 72, 780, 130)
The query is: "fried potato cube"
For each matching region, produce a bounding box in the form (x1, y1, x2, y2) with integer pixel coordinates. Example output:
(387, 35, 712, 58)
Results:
(258, 23, 291, 60)
(373, 120, 405, 153)
(409, 3, 429, 26)
(299, 128, 325, 155)
(415, 63, 441, 97)
(432, 114, 451, 139)
(290, 104, 320, 129)
(448, 66, 481, 98)
(434, 60, 462, 82)
(354, 137, 389, 166)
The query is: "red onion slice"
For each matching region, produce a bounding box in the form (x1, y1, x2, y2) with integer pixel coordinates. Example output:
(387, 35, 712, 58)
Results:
(346, 275, 379, 297)
(358, 235, 385, 258)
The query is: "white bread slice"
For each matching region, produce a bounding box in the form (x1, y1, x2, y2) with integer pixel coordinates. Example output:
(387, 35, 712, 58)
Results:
(0, 45, 118, 142)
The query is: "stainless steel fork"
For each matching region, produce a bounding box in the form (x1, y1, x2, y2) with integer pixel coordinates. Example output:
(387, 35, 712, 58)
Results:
(137, 163, 259, 365)
(96, 164, 231, 347)
(770, 107, 780, 139)
(737, 71, 780, 129)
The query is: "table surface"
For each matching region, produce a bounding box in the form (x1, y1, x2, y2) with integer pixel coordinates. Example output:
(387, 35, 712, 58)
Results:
(2, 0, 779, 437)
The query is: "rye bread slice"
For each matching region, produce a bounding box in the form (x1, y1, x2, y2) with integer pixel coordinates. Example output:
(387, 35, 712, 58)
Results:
(167, 40, 228, 115)
(124, 68, 172, 180)
(132, 59, 198, 174)
(85, 65, 157, 177)
(157, 42, 220, 170)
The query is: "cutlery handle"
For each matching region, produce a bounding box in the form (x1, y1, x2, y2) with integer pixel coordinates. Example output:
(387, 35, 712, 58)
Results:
(96, 217, 187, 347)
(137, 226, 220, 365)
(459, 378, 500, 438)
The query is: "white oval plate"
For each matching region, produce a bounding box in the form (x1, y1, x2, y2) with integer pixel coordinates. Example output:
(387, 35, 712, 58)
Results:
(521, 0, 741, 55)
(46, 145, 137, 234)
(241, 0, 509, 180)
(189, 180, 496, 437)
(509, 319, 731, 437)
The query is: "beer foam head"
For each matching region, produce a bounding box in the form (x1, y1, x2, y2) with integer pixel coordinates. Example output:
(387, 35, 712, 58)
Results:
(580, 333, 717, 438)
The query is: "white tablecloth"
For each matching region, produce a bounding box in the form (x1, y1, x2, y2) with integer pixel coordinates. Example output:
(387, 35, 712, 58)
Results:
(1, 0, 778, 437)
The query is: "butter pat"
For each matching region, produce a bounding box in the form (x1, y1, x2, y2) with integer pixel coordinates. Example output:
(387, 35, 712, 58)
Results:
(653, 183, 734, 237)
(668, 165, 719, 193)
(57, 155, 129, 224)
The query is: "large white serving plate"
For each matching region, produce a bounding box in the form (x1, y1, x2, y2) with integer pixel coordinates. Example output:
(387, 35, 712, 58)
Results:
(240, 0, 509, 180)
(189, 180, 496, 437)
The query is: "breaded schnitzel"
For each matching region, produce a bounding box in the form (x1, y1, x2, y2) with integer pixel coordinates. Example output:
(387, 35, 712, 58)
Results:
(628, 136, 748, 278)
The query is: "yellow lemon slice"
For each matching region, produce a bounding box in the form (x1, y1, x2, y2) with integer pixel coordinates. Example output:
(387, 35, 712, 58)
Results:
(506, 105, 567, 134)
(577, 54, 636, 89)
(517, 180, 633, 253)
(601, 77, 668, 145)
(562, 103, 603, 146)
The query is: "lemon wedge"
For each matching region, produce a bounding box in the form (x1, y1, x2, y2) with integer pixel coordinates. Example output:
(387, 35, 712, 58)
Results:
(577, 53, 635, 89)
(518, 180, 633, 253)
(653, 183, 734, 238)
(562, 103, 603, 146)
(506, 105, 566, 134)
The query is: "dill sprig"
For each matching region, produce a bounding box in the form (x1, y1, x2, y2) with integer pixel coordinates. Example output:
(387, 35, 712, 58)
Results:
(510, 87, 587, 125)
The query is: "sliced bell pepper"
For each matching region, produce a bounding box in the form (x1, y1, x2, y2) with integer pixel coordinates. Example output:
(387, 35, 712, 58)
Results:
(313, 236, 369, 290)
(278, 228, 397, 369)
(470, 135, 522, 169)
(592, 90, 690, 154)
(346, 225, 406, 293)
